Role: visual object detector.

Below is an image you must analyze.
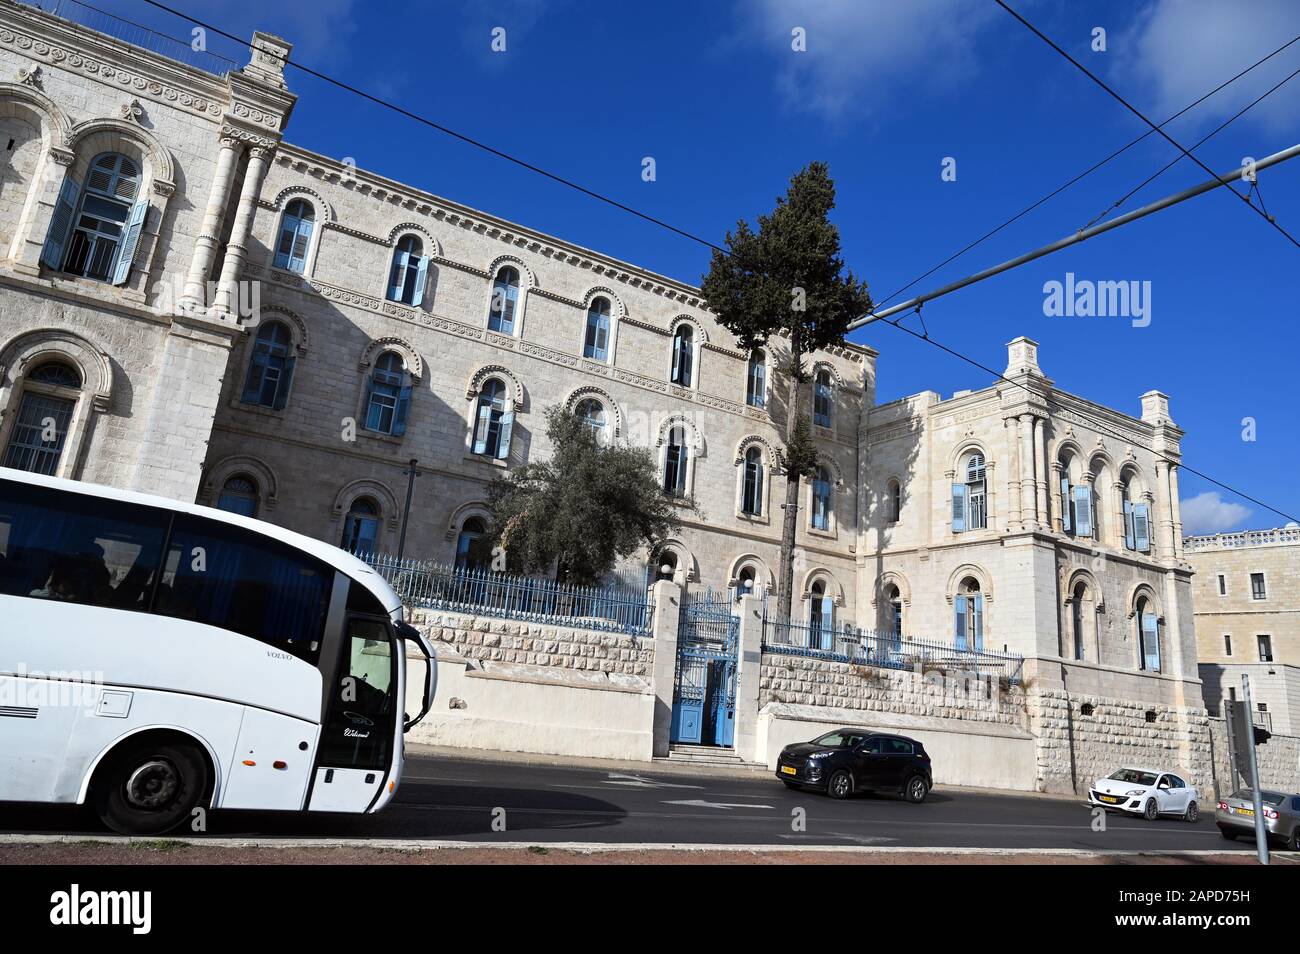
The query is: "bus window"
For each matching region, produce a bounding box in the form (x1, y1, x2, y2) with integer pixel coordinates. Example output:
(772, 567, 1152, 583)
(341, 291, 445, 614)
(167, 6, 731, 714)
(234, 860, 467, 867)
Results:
(154, 515, 330, 663)
(318, 617, 396, 770)
(0, 479, 168, 611)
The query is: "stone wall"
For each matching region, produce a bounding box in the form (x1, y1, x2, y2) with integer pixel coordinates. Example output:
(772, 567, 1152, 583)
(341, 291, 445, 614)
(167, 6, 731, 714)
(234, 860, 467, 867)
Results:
(1207, 716, 1300, 795)
(759, 650, 1026, 728)
(1029, 689, 1215, 795)
(408, 606, 654, 678)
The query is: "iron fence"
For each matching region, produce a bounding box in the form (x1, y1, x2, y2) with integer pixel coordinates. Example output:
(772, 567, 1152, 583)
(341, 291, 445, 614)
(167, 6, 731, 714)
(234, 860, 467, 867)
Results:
(23, 0, 240, 75)
(763, 613, 1024, 685)
(364, 554, 655, 636)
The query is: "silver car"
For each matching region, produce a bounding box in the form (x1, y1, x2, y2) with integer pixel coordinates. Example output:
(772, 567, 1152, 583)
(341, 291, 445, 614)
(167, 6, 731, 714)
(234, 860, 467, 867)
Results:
(1215, 789, 1300, 850)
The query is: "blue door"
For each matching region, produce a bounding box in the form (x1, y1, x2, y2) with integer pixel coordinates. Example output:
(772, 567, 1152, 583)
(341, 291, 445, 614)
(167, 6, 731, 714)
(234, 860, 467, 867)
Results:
(671, 592, 739, 747)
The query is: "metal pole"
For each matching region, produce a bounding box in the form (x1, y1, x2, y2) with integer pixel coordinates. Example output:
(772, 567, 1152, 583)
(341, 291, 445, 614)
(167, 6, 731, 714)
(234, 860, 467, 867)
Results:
(850, 142, 1300, 329)
(397, 458, 421, 562)
(1240, 674, 1270, 865)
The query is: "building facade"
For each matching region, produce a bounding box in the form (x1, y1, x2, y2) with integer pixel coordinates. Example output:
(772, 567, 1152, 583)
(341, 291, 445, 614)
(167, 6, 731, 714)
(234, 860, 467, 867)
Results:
(1186, 527, 1300, 735)
(0, 1, 1214, 785)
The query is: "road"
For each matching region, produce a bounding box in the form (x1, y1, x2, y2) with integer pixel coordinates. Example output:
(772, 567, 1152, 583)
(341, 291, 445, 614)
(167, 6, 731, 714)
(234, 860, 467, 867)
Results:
(0, 750, 1274, 853)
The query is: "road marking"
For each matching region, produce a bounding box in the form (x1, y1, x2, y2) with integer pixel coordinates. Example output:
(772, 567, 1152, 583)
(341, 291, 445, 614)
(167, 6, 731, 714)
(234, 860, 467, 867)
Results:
(663, 799, 776, 810)
(603, 773, 704, 789)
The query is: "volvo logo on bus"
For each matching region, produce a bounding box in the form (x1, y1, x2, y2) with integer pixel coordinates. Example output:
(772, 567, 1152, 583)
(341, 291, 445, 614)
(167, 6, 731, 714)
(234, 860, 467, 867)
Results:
(343, 711, 374, 727)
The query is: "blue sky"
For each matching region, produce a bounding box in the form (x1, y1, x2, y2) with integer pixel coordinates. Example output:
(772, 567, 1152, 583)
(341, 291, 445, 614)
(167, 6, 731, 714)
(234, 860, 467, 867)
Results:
(91, 0, 1300, 533)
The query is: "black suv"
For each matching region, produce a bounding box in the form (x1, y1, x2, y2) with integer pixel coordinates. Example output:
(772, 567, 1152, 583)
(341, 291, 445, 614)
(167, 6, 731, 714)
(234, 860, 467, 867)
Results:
(776, 729, 932, 802)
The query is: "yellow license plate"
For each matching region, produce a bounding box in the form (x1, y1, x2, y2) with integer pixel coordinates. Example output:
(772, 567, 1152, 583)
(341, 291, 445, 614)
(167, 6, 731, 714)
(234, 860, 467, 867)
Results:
(1236, 807, 1255, 816)
(781, 766, 797, 776)
(1099, 795, 1119, 803)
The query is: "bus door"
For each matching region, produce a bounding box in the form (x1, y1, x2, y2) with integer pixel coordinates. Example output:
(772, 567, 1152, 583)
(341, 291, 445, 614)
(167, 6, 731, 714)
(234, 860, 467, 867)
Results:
(308, 615, 402, 812)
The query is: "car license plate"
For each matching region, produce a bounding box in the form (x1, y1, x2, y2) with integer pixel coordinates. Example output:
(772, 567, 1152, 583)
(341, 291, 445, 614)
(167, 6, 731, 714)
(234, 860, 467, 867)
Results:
(1099, 795, 1119, 803)
(1235, 807, 1254, 816)
(781, 766, 797, 776)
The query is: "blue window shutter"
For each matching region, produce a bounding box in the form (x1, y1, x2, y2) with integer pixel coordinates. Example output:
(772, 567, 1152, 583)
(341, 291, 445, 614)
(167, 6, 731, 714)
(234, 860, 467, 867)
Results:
(496, 411, 514, 460)
(111, 199, 149, 286)
(1124, 501, 1136, 550)
(951, 483, 967, 532)
(1060, 476, 1072, 532)
(289, 217, 312, 272)
(42, 175, 80, 270)
(392, 383, 411, 435)
(473, 404, 492, 454)
(1134, 503, 1151, 552)
(241, 354, 265, 404)
(272, 356, 295, 410)
(973, 595, 984, 651)
(821, 596, 834, 648)
(754, 462, 763, 514)
(1142, 612, 1160, 671)
(388, 249, 407, 301)
(1074, 485, 1093, 537)
(671, 333, 682, 382)
(362, 378, 379, 430)
(954, 595, 968, 650)
(596, 313, 609, 359)
(411, 255, 429, 307)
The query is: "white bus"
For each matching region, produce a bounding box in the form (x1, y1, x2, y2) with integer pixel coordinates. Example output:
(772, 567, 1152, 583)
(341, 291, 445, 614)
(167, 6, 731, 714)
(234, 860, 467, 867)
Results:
(0, 467, 436, 834)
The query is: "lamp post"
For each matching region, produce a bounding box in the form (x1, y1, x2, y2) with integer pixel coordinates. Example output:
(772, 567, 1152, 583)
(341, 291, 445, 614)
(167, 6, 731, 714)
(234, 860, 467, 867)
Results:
(397, 458, 421, 562)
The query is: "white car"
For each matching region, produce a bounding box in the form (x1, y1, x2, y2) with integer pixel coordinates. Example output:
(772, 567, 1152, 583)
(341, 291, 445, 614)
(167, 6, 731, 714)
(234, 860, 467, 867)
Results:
(1087, 767, 1200, 822)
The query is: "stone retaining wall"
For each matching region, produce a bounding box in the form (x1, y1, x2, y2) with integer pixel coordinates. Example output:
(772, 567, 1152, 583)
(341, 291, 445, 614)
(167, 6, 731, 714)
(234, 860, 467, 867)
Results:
(408, 607, 655, 677)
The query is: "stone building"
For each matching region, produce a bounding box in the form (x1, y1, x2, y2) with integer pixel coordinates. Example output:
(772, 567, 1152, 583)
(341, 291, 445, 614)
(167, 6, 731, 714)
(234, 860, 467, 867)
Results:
(0, 2, 1221, 788)
(1186, 527, 1300, 735)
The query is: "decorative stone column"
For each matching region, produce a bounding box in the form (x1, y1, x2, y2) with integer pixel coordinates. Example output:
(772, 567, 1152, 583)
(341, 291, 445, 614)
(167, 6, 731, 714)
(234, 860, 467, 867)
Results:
(650, 579, 682, 758)
(1168, 464, 1184, 558)
(1004, 417, 1022, 529)
(1153, 459, 1176, 559)
(214, 144, 273, 315)
(181, 134, 241, 308)
(1033, 417, 1048, 528)
(1019, 414, 1039, 529)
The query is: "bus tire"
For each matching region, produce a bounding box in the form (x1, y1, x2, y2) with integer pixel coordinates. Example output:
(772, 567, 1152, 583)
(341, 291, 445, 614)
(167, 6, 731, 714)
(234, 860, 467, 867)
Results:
(92, 735, 210, 836)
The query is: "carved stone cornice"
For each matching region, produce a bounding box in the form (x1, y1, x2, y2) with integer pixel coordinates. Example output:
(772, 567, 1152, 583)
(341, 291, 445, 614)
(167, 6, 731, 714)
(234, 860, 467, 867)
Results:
(220, 122, 278, 151)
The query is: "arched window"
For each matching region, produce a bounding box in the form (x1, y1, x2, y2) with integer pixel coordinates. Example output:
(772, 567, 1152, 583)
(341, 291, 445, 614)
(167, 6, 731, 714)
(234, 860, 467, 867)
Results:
(663, 426, 688, 496)
(2, 360, 81, 475)
(813, 369, 833, 427)
(952, 451, 987, 532)
(670, 325, 693, 387)
(811, 465, 832, 531)
(216, 474, 259, 518)
(583, 297, 611, 361)
(388, 234, 427, 306)
(471, 378, 513, 460)
(273, 198, 315, 273)
(364, 351, 411, 436)
(240, 320, 295, 409)
(741, 446, 764, 516)
(341, 496, 380, 555)
(50, 152, 145, 285)
(1072, 581, 1088, 661)
(488, 266, 520, 334)
(654, 549, 678, 582)
(576, 398, 606, 442)
(734, 564, 758, 602)
(746, 350, 766, 408)
(809, 579, 834, 650)
(953, 578, 984, 651)
(1122, 474, 1151, 553)
(885, 584, 904, 641)
(1137, 596, 1160, 672)
(455, 516, 488, 571)
(886, 478, 902, 523)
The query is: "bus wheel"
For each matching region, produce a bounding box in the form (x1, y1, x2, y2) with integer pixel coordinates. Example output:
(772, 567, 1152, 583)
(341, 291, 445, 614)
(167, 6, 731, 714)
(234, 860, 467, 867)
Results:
(93, 737, 209, 836)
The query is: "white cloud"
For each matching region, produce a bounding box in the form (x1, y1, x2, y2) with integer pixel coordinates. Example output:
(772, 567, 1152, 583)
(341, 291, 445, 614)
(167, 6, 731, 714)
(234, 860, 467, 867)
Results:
(745, 0, 1001, 125)
(1180, 491, 1252, 534)
(1115, 0, 1300, 134)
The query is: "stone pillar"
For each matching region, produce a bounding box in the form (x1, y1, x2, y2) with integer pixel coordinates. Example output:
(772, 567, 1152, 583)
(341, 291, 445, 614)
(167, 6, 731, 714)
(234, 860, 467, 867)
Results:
(1168, 465, 1184, 558)
(182, 135, 241, 308)
(1033, 417, 1048, 528)
(734, 593, 764, 764)
(1019, 414, 1038, 529)
(650, 579, 682, 758)
(214, 145, 272, 315)
(1004, 417, 1022, 529)
(1153, 459, 1175, 559)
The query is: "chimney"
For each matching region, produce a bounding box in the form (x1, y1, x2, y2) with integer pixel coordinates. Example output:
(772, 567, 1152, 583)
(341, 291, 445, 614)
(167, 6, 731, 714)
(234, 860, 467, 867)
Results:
(1004, 336, 1042, 378)
(245, 32, 292, 89)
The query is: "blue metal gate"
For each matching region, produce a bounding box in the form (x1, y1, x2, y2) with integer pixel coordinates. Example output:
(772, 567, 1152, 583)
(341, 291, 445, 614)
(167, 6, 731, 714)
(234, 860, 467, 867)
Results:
(671, 592, 739, 747)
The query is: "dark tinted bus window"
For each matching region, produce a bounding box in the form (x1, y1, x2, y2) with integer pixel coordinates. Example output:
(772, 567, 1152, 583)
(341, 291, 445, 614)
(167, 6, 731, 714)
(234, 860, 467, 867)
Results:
(155, 514, 330, 663)
(0, 478, 168, 611)
(347, 578, 388, 617)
